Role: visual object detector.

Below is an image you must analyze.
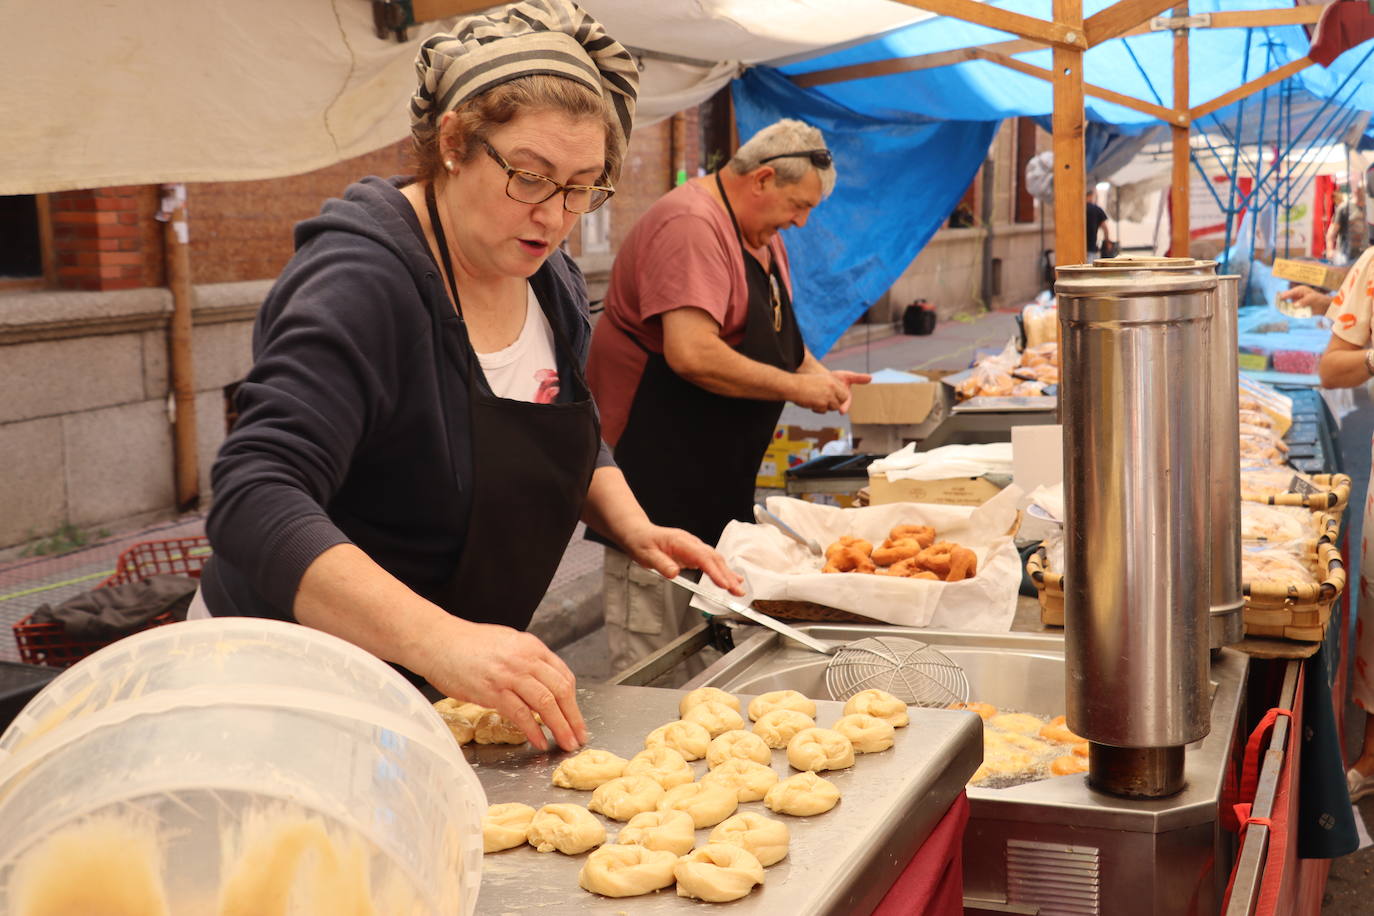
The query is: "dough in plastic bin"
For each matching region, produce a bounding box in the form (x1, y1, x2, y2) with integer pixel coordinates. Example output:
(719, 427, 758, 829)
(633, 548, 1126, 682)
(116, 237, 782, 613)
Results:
(679, 686, 741, 717)
(526, 803, 606, 854)
(8, 816, 171, 916)
(624, 746, 695, 790)
(700, 759, 779, 802)
(765, 771, 841, 816)
(644, 720, 712, 760)
(674, 843, 766, 903)
(752, 709, 816, 749)
(748, 689, 818, 722)
(482, 802, 536, 853)
(657, 782, 739, 828)
(706, 729, 772, 768)
(588, 775, 666, 822)
(578, 844, 678, 898)
(709, 811, 791, 867)
(551, 748, 628, 790)
(842, 689, 909, 727)
(832, 713, 896, 753)
(682, 700, 745, 737)
(787, 727, 856, 772)
(615, 809, 696, 856)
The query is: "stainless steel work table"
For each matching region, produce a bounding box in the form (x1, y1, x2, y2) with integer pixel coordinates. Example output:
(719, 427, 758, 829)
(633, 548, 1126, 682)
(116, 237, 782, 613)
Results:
(469, 682, 981, 915)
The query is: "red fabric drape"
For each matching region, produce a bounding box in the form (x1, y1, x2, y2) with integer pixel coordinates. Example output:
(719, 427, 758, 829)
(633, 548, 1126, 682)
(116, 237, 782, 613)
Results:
(872, 791, 970, 916)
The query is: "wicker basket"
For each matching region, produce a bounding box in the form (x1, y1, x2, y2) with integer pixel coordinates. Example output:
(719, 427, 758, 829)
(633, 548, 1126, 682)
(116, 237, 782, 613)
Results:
(751, 599, 882, 625)
(1026, 539, 1345, 642)
(1249, 472, 1352, 513)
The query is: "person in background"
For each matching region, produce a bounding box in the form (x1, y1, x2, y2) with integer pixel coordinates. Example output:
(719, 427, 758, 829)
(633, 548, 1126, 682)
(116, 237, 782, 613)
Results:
(1327, 182, 1369, 266)
(1315, 247, 1374, 798)
(1085, 188, 1111, 261)
(585, 119, 870, 673)
(199, 0, 740, 753)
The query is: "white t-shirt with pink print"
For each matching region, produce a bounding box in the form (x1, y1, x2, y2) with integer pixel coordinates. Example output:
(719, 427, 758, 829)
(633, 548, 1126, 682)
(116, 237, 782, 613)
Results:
(475, 284, 561, 404)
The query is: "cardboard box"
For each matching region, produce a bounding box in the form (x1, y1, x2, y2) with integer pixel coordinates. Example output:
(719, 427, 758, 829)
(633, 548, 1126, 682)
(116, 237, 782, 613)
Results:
(867, 474, 1004, 507)
(756, 424, 844, 489)
(848, 370, 953, 454)
(1272, 258, 1348, 292)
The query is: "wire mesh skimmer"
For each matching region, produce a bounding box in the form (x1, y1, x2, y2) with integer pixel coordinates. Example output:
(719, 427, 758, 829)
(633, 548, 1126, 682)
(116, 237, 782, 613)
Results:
(823, 636, 969, 707)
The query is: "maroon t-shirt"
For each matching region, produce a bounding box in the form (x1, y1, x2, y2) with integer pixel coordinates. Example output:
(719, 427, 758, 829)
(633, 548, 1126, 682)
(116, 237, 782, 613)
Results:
(587, 179, 792, 445)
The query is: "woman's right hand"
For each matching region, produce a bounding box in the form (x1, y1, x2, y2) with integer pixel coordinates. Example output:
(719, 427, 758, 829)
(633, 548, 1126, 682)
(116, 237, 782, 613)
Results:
(421, 619, 587, 752)
(1279, 285, 1332, 314)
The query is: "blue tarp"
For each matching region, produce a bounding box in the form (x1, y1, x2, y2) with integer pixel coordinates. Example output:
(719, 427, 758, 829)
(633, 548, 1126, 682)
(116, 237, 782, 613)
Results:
(737, 0, 1374, 355)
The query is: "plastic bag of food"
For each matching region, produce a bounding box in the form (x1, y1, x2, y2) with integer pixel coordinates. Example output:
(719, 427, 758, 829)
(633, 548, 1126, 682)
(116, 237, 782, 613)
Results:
(1238, 422, 1287, 450)
(1010, 380, 1047, 397)
(1241, 543, 1318, 587)
(1239, 466, 1324, 502)
(1022, 304, 1059, 348)
(957, 361, 1016, 399)
(1239, 433, 1286, 465)
(1240, 503, 1323, 543)
(1238, 377, 1293, 436)
(1238, 408, 1277, 431)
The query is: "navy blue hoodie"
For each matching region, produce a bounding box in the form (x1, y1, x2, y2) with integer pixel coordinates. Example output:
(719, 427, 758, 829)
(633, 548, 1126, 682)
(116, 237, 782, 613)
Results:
(202, 176, 612, 620)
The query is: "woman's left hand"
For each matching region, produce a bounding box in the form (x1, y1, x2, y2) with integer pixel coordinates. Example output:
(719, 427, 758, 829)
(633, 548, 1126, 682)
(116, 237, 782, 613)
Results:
(621, 523, 745, 595)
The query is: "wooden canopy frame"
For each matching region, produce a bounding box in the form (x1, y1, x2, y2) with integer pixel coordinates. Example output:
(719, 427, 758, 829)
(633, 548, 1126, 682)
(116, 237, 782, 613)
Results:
(796, 0, 1329, 265)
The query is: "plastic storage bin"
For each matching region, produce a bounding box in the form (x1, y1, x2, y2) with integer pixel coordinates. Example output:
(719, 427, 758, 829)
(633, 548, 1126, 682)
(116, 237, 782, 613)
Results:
(0, 618, 484, 915)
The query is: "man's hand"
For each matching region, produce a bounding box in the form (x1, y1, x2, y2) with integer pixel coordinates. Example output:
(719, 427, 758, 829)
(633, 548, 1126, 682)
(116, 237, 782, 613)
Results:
(830, 370, 872, 414)
(790, 372, 849, 413)
(1279, 285, 1332, 314)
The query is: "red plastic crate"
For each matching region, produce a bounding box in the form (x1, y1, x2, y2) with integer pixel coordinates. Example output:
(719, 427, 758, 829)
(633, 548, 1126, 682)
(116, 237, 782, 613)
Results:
(11, 536, 211, 668)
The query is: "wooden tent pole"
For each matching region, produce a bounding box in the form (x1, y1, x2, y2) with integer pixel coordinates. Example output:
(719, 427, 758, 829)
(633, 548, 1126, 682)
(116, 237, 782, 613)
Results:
(1170, 2, 1191, 257)
(1053, 0, 1087, 266)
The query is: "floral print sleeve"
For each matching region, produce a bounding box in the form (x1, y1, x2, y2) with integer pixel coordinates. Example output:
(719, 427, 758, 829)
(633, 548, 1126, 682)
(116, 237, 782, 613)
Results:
(1325, 247, 1374, 346)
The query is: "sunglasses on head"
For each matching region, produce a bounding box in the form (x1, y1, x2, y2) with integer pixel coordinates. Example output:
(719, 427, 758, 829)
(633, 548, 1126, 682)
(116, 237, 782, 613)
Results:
(757, 149, 833, 169)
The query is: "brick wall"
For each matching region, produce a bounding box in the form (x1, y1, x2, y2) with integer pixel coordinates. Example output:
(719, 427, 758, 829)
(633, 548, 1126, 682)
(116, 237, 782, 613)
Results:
(50, 186, 161, 291)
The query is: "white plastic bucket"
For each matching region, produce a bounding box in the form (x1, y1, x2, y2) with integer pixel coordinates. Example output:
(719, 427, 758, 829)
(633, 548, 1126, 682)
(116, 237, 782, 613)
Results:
(0, 618, 484, 915)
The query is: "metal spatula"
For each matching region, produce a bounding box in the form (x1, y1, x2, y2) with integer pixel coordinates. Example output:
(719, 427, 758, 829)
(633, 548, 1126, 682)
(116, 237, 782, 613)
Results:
(654, 572, 969, 707)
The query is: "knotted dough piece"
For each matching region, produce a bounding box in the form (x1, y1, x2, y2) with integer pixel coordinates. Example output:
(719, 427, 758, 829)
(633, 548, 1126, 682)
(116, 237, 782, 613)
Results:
(679, 686, 741, 717)
(709, 811, 790, 867)
(989, 712, 1046, 737)
(700, 759, 779, 802)
(433, 698, 479, 745)
(752, 709, 816, 749)
(526, 803, 606, 854)
(657, 782, 739, 828)
(482, 802, 536, 853)
(706, 729, 772, 768)
(682, 700, 745, 738)
(765, 771, 841, 816)
(1039, 715, 1084, 745)
(786, 727, 856, 772)
(673, 844, 766, 903)
(832, 713, 896, 754)
(644, 720, 712, 761)
(615, 808, 696, 856)
(1051, 754, 1089, 776)
(552, 748, 629, 790)
(578, 843, 678, 898)
(747, 689, 817, 722)
(843, 689, 909, 727)
(589, 775, 667, 822)
(624, 746, 695, 790)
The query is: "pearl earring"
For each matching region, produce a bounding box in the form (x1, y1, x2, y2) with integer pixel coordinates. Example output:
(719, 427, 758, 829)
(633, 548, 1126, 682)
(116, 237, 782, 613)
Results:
(444, 159, 456, 172)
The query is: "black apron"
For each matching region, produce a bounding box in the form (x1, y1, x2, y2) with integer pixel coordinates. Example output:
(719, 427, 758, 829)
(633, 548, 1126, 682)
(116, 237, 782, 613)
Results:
(423, 184, 600, 631)
(606, 172, 805, 547)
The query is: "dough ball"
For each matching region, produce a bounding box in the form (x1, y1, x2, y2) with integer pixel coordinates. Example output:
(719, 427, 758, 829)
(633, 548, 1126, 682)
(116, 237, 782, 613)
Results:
(1051, 754, 1089, 776)
(674, 843, 766, 902)
(706, 729, 772, 768)
(526, 803, 606, 854)
(624, 746, 695, 790)
(700, 759, 779, 803)
(747, 689, 818, 722)
(551, 748, 629, 790)
(948, 700, 997, 720)
(614, 809, 696, 856)
(989, 712, 1047, 737)
(657, 781, 739, 828)
(644, 720, 712, 761)
(433, 698, 478, 745)
(682, 700, 746, 738)
(842, 689, 909, 727)
(482, 802, 536, 853)
(786, 727, 856, 773)
(578, 844, 678, 898)
(752, 709, 816, 749)
(832, 713, 896, 754)
(709, 811, 790, 867)
(764, 771, 841, 816)
(588, 775, 667, 822)
(679, 686, 741, 717)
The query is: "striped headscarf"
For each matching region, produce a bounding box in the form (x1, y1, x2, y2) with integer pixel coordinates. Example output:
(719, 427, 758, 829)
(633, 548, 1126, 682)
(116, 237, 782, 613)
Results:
(410, 0, 638, 158)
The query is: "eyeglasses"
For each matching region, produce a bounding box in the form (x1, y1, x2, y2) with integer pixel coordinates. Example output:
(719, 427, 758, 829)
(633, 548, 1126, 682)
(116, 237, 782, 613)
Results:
(757, 148, 833, 169)
(482, 141, 615, 213)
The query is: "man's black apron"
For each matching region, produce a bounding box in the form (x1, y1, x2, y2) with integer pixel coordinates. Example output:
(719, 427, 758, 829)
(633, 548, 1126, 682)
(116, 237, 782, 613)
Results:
(424, 185, 600, 631)
(607, 173, 805, 547)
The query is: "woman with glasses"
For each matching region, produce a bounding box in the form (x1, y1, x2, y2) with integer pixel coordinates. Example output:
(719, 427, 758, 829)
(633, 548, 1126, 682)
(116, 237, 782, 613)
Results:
(198, 0, 740, 752)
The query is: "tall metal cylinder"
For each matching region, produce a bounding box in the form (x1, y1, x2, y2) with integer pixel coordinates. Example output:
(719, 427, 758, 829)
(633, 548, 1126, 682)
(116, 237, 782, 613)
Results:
(1210, 276, 1244, 648)
(1056, 257, 1216, 796)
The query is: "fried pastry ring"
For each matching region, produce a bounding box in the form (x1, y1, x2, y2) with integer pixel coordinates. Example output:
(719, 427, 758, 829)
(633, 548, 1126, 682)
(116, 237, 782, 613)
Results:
(945, 546, 977, 582)
(888, 525, 937, 548)
(871, 538, 923, 566)
(1039, 715, 1084, 745)
(1051, 754, 1089, 776)
(915, 541, 958, 577)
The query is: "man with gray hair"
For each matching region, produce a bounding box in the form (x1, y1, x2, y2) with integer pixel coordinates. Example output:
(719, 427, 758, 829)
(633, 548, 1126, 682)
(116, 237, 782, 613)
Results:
(586, 118, 869, 672)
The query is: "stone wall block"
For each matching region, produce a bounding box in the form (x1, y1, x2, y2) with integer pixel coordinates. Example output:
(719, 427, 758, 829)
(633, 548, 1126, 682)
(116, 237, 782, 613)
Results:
(63, 401, 174, 527)
(0, 335, 145, 424)
(0, 418, 66, 547)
